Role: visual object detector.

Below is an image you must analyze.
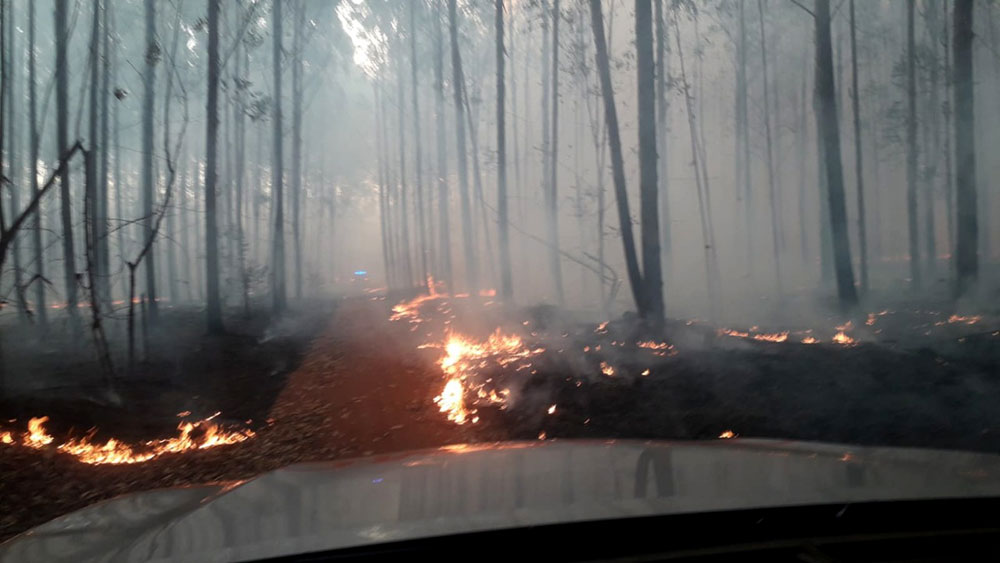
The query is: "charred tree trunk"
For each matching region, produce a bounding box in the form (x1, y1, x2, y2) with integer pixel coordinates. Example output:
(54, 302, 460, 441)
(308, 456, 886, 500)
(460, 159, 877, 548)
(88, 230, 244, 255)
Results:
(448, 0, 477, 292)
(815, 0, 859, 307)
(953, 0, 977, 296)
(588, 0, 644, 315)
(98, 0, 111, 306)
(205, 0, 224, 332)
(654, 0, 670, 273)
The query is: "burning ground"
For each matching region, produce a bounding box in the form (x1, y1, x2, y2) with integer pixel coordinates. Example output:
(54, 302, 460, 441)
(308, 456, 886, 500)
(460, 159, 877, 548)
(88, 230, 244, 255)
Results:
(3, 293, 1000, 541)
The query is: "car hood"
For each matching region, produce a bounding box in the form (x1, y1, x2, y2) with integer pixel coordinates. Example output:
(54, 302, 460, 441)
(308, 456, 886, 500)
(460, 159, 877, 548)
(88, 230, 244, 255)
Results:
(4, 439, 1000, 563)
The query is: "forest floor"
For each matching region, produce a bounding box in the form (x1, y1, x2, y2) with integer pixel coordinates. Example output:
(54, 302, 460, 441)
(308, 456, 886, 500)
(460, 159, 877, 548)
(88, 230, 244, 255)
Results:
(3, 291, 1000, 542)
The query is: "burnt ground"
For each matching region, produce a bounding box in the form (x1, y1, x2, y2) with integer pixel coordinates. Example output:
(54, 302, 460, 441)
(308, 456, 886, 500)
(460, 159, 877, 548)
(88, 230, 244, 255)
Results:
(3, 293, 1000, 542)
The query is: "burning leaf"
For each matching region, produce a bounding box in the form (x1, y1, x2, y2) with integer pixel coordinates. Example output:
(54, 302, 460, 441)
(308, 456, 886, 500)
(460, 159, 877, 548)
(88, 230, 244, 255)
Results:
(600, 362, 615, 377)
(718, 430, 736, 439)
(832, 332, 855, 345)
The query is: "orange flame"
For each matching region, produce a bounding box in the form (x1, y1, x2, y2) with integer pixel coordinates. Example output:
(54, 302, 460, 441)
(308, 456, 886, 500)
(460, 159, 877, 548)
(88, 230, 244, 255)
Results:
(2, 415, 254, 465)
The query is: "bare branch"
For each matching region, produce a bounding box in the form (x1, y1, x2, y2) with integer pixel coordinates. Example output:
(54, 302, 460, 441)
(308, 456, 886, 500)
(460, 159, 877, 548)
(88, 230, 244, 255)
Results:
(788, 0, 816, 18)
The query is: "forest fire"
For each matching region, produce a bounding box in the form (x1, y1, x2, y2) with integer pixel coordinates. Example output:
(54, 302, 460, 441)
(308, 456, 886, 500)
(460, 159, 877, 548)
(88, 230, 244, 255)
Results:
(430, 330, 544, 424)
(1, 415, 255, 465)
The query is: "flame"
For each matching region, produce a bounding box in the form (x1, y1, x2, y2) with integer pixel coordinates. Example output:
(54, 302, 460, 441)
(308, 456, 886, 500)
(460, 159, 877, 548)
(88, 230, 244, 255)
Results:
(430, 330, 544, 425)
(718, 328, 789, 343)
(547, 404, 557, 415)
(595, 321, 609, 334)
(2, 415, 254, 465)
(600, 361, 615, 377)
(641, 369, 650, 376)
(832, 331, 855, 345)
(801, 336, 819, 344)
(719, 430, 736, 439)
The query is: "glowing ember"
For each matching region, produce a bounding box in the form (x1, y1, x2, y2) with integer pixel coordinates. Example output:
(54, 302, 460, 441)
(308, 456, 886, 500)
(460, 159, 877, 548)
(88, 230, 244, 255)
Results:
(866, 310, 890, 326)
(2, 415, 254, 465)
(801, 336, 819, 344)
(947, 314, 981, 325)
(718, 430, 736, 439)
(600, 361, 615, 377)
(595, 321, 609, 334)
(538, 431, 547, 440)
(641, 369, 650, 376)
(547, 404, 557, 415)
(836, 320, 854, 332)
(832, 331, 855, 345)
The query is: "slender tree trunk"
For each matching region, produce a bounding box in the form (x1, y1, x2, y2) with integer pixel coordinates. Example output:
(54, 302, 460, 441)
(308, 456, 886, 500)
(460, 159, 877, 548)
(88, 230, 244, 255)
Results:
(547, 0, 564, 304)
(654, 0, 670, 275)
(815, 0, 859, 307)
(205, 0, 224, 332)
(396, 37, 413, 288)
(849, 0, 868, 293)
(55, 0, 79, 321)
(588, 0, 644, 314)
(292, 1, 304, 300)
(942, 0, 954, 255)
(87, 0, 101, 313)
(410, 0, 429, 289)
(738, 1, 752, 277)
(905, 0, 922, 289)
(798, 58, 809, 265)
(496, 0, 513, 301)
(374, 82, 392, 289)
(141, 0, 159, 320)
(6, 2, 27, 321)
(271, 0, 287, 313)
(28, 0, 46, 327)
(758, 0, 782, 296)
(98, 0, 111, 306)
(448, 0, 477, 292)
(953, 0, 977, 296)
(635, 0, 663, 321)
(434, 0, 452, 291)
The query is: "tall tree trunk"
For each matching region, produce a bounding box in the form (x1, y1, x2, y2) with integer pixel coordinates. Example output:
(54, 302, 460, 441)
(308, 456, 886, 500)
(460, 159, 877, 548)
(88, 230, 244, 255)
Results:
(654, 0, 670, 273)
(141, 0, 159, 320)
(849, 0, 868, 293)
(87, 0, 101, 312)
(588, 0, 644, 314)
(496, 0, 513, 301)
(374, 82, 392, 289)
(271, 0, 287, 313)
(98, 0, 111, 306)
(636, 0, 663, 321)
(758, 0, 782, 296)
(547, 0, 564, 304)
(815, 0, 859, 307)
(410, 0, 429, 289)
(205, 0, 224, 332)
(942, 0, 955, 255)
(396, 37, 413, 287)
(434, 0, 452, 291)
(448, 0, 477, 292)
(798, 57, 809, 264)
(953, 0, 977, 296)
(55, 0, 79, 321)
(738, 0, 752, 277)
(6, 2, 27, 321)
(291, 1, 304, 300)
(28, 0, 46, 327)
(905, 0, 922, 289)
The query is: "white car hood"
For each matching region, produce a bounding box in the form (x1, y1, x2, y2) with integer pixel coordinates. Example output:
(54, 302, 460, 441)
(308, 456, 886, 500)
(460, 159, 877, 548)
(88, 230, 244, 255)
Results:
(3, 439, 1000, 562)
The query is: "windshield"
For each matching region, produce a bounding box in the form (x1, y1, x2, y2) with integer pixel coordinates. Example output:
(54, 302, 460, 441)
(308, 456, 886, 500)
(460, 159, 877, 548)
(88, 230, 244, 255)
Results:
(0, 0, 997, 549)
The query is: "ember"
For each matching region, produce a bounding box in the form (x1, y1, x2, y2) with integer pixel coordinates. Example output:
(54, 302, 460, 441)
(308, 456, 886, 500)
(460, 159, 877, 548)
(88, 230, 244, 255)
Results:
(1, 415, 255, 465)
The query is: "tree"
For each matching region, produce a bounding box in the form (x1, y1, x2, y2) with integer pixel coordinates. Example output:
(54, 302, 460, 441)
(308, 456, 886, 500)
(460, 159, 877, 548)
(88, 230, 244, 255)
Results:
(410, 0, 429, 289)
(905, 0, 921, 289)
(271, 0, 287, 313)
(496, 0, 513, 301)
(757, 0, 782, 296)
(292, 1, 305, 300)
(28, 0, 45, 326)
(636, 0, 664, 322)
(849, 0, 868, 293)
(434, 0, 453, 291)
(654, 0, 671, 267)
(953, 0, 977, 296)
(448, 0, 477, 292)
(588, 0, 644, 315)
(205, 0, 224, 333)
(547, 0, 564, 304)
(814, 0, 858, 307)
(55, 0, 79, 321)
(141, 0, 159, 321)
